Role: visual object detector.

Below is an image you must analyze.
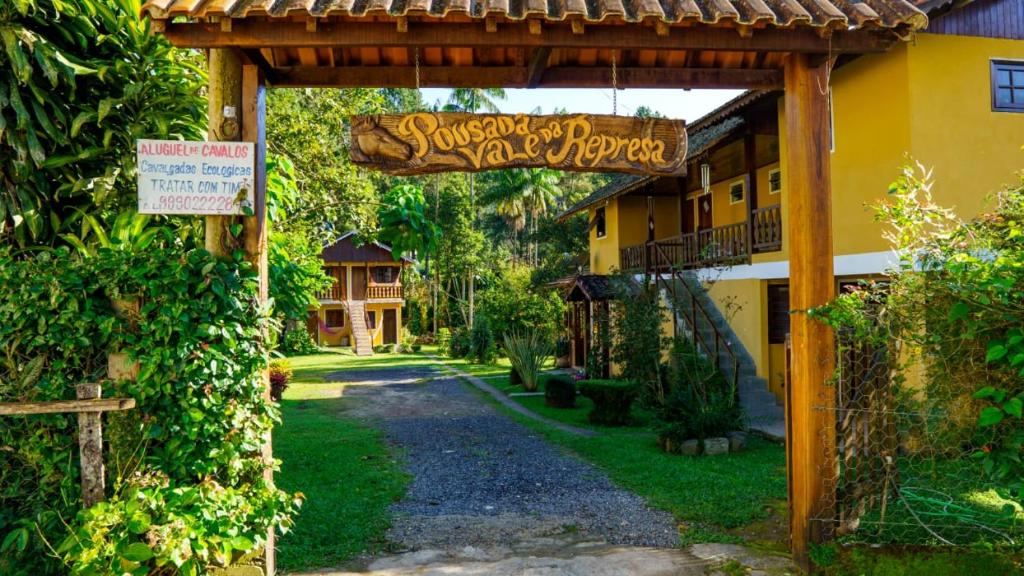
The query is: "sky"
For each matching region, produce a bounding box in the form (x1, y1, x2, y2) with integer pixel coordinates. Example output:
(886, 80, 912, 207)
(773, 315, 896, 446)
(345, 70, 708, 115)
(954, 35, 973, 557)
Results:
(419, 88, 743, 124)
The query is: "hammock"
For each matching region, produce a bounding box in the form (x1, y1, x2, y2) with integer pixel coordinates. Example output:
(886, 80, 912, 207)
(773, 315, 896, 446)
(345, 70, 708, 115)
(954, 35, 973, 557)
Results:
(317, 315, 345, 336)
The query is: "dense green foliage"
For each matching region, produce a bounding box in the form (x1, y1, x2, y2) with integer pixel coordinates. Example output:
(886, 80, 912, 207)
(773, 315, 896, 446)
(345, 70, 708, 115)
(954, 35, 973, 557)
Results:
(610, 277, 667, 405)
(578, 380, 638, 426)
(543, 374, 577, 409)
(658, 336, 742, 442)
(477, 264, 565, 341)
(0, 246, 298, 574)
(0, 0, 206, 247)
(811, 165, 1024, 502)
(376, 184, 439, 260)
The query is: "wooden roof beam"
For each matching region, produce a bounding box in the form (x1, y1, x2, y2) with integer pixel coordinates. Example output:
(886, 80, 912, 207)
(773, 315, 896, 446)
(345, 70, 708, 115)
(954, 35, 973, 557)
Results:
(271, 65, 783, 89)
(526, 46, 551, 88)
(160, 21, 897, 54)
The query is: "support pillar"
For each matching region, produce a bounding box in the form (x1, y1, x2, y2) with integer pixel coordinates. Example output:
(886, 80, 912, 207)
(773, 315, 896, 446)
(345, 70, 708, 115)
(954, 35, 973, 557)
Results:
(783, 53, 836, 568)
(207, 49, 274, 574)
(206, 49, 243, 256)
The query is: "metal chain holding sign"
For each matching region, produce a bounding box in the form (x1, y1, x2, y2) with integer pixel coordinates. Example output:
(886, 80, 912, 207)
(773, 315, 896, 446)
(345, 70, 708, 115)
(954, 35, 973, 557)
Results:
(611, 52, 618, 116)
(415, 47, 420, 90)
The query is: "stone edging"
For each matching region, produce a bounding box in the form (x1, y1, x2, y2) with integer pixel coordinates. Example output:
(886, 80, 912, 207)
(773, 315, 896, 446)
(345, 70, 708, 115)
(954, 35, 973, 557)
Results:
(426, 355, 596, 438)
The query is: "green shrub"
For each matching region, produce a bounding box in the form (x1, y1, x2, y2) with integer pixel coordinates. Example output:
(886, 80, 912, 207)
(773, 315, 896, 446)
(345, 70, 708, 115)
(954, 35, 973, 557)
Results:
(578, 380, 638, 426)
(504, 331, 552, 392)
(446, 327, 471, 358)
(544, 375, 577, 408)
(373, 344, 395, 354)
(658, 337, 743, 442)
(281, 327, 319, 356)
(555, 337, 571, 358)
(469, 319, 497, 364)
(509, 366, 523, 386)
(437, 327, 451, 352)
(0, 246, 299, 575)
(411, 344, 422, 353)
(477, 264, 565, 340)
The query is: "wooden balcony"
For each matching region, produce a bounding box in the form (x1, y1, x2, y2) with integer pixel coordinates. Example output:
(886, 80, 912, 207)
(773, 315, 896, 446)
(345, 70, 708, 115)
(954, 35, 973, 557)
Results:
(620, 204, 782, 271)
(318, 284, 404, 301)
(367, 284, 403, 300)
(318, 284, 345, 301)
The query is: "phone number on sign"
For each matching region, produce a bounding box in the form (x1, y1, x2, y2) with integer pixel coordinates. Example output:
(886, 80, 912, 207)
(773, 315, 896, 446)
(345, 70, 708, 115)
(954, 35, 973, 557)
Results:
(155, 195, 238, 212)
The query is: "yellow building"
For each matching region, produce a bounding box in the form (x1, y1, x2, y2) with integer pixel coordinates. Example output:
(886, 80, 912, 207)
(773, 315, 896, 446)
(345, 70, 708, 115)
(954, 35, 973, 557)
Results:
(559, 0, 1024, 435)
(306, 232, 411, 355)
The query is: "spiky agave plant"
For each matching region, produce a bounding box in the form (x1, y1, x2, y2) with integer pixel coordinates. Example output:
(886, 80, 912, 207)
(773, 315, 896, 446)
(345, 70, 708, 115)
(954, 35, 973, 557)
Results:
(503, 330, 553, 392)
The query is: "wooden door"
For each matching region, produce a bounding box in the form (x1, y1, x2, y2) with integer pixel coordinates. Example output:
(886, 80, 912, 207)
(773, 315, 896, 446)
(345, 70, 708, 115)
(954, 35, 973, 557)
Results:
(573, 302, 586, 367)
(337, 266, 347, 300)
(698, 193, 713, 230)
(351, 266, 367, 300)
(305, 311, 319, 344)
(383, 309, 398, 344)
(682, 197, 696, 234)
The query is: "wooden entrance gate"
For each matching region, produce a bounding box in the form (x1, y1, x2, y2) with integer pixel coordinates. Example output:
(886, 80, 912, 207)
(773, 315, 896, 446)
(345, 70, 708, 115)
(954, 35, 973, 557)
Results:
(140, 2, 929, 570)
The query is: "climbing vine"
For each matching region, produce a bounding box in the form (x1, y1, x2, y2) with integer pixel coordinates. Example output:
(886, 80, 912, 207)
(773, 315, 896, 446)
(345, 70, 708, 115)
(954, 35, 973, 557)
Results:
(811, 163, 1024, 501)
(0, 246, 300, 575)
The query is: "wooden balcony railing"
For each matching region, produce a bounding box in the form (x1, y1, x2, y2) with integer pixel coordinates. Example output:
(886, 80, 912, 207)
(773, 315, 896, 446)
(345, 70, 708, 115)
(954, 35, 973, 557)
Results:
(619, 207, 783, 272)
(367, 284, 403, 300)
(752, 204, 782, 253)
(318, 284, 345, 300)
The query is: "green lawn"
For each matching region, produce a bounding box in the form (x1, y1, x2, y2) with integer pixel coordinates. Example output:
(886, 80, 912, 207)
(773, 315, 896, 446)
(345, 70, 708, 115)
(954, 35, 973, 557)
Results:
(274, 348, 416, 573)
(432, 355, 789, 546)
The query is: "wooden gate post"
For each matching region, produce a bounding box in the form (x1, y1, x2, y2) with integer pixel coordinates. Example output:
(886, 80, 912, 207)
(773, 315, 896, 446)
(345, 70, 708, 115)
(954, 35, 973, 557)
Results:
(76, 384, 105, 507)
(783, 53, 837, 568)
(206, 48, 274, 574)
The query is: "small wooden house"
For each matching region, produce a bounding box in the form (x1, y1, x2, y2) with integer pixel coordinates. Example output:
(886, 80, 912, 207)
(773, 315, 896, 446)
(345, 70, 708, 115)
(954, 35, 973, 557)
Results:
(306, 232, 412, 355)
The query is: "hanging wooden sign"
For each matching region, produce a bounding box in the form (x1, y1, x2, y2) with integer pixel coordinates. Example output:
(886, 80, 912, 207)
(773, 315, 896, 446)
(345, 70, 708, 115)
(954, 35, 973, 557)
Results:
(349, 112, 687, 176)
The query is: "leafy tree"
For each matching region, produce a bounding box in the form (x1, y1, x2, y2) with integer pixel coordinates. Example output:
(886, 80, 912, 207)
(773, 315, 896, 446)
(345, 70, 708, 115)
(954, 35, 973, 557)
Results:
(477, 264, 565, 342)
(266, 88, 391, 238)
(376, 183, 439, 260)
(635, 105, 665, 118)
(0, 0, 206, 248)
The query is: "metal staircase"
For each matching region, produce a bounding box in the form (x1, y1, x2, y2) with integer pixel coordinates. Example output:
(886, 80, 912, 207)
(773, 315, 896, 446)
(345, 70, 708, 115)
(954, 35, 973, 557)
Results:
(649, 242, 785, 439)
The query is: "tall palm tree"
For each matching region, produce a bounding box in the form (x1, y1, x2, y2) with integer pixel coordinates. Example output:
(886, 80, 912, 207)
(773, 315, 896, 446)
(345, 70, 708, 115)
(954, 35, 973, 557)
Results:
(442, 88, 506, 329)
(481, 168, 561, 265)
(519, 168, 561, 265)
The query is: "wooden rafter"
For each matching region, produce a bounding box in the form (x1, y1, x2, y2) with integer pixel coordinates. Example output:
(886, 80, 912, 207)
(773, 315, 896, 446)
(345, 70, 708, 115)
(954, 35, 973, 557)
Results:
(161, 21, 897, 54)
(272, 65, 783, 89)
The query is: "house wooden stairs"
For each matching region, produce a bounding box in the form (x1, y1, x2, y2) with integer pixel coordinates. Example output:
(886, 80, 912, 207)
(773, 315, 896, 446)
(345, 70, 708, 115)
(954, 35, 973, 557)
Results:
(648, 244, 786, 440)
(345, 300, 374, 356)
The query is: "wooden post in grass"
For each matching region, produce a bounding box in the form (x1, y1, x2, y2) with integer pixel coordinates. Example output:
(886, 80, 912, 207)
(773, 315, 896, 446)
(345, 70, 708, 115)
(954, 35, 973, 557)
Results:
(783, 53, 837, 568)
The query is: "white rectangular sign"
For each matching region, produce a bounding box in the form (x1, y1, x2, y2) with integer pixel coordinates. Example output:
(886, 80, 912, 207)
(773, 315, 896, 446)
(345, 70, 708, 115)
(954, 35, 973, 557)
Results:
(137, 139, 255, 215)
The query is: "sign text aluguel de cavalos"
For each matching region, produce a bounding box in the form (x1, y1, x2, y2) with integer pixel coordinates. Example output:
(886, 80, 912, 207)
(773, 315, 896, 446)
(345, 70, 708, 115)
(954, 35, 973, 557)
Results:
(350, 112, 687, 176)
(137, 139, 255, 215)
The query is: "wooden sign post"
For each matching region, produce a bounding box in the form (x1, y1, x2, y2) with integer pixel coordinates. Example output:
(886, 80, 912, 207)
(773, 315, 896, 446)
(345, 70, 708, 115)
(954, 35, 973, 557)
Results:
(350, 112, 687, 176)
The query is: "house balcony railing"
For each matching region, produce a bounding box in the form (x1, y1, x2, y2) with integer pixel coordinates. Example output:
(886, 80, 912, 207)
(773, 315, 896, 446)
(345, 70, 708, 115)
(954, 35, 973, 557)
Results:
(318, 284, 345, 301)
(317, 284, 404, 300)
(620, 204, 782, 272)
(367, 284, 403, 300)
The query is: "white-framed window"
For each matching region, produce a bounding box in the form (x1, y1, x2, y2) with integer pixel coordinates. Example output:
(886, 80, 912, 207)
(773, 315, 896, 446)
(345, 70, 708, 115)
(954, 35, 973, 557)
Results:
(728, 180, 745, 205)
(768, 168, 782, 194)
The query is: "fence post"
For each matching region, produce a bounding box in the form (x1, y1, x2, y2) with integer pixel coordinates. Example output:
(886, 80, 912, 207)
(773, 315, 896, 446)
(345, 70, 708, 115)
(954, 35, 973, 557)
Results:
(76, 383, 104, 508)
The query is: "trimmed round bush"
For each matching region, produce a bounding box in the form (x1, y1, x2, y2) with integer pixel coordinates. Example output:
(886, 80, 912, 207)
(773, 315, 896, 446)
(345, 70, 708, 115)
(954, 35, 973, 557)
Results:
(578, 379, 638, 426)
(510, 366, 523, 386)
(543, 375, 576, 408)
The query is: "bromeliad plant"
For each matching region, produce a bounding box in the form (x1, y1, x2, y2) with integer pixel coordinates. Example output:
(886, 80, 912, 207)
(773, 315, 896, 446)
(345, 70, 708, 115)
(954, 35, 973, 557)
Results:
(503, 330, 552, 392)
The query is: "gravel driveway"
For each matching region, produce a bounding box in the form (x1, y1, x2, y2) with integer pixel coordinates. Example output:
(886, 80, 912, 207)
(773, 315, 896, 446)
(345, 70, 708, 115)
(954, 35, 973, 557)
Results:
(327, 363, 680, 554)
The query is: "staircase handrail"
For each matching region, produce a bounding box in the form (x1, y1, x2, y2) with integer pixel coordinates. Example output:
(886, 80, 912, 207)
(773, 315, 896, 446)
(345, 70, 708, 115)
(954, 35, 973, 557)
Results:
(648, 241, 741, 392)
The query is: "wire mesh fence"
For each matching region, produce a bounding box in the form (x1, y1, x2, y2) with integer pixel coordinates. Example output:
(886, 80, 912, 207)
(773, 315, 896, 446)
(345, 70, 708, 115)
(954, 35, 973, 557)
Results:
(810, 333, 1024, 548)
